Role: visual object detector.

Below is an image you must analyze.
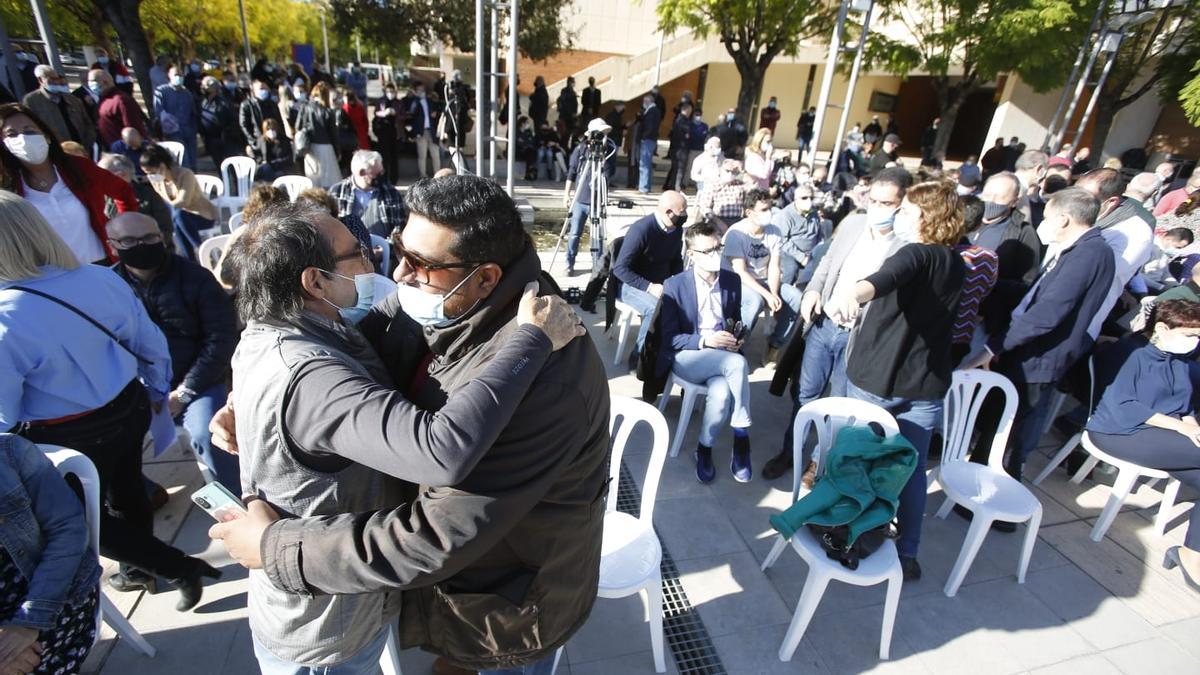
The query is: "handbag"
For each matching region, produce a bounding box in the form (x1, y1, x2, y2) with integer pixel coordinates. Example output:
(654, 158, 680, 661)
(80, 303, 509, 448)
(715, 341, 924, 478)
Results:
(806, 522, 896, 571)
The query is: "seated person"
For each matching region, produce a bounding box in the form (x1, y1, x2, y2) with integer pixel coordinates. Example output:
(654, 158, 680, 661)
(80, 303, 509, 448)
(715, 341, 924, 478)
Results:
(1086, 299, 1200, 590)
(657, 220, 753, 483)
(612, 191, 687, 367)
(98, 152, 175, 250)
(773, 182, 831, 285)
(140, 143, 217, 259)
(723, 188, 803, 364)
(110, 126, 146, 175)
(252, 118, 297, 183)
(1142, 227, 1197, 292)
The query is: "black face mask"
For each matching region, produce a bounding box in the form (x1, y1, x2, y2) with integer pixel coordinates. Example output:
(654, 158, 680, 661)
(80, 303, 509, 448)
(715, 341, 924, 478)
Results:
(117, 242, 168, 270)
(669, 213, 687, 228)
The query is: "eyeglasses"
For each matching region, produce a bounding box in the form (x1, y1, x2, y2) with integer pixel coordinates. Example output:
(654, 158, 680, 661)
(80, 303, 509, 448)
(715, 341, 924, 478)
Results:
(690, 244, 723, 255)
(333, 244, 372, 268)
(108, 233, 162, 249)
(391, 235, 484, 274)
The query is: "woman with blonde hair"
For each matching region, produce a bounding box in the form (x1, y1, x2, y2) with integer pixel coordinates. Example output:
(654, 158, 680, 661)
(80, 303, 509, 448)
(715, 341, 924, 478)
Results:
(824, 179, 966, 580)
(293, 81, 341, 188)
(744, 126, 776, 190)
(0, 192, 220, 611)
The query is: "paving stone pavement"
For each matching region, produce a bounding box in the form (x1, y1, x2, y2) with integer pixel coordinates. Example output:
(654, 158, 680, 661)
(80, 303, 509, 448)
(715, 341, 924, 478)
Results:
(84, 236, 1200, 675)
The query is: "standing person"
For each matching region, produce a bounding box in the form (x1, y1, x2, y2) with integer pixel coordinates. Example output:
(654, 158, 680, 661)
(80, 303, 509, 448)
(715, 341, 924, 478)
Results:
(920, 117, 940, 165)
(972, 172, 1042, 335)
(1084, 300, 1200, 590)
(637, 93, 662, 194)
(148, 54, 170, 91)
(690, 136, 724, 195)
(153, 64, 200, 170)
(341, 89, 370, 150)
(723, 188, 803, 365)
(253, 118, 298, 182)
(796, 106, 816, 158)
(529, 75, 549, 129)
(88, 69, 146, 151)
(863, 115, 883, 145)
(824, 180, 966, 580)
(580, 76, 601, 120)
(140, 144, 217, 259)
(613, 191, 688, 365)
(0, 193, 220, 612)
(198, 76, 237, 167)
(603, 100, 627, 150)
(106, 213, 241, 493)
(0, 104, 137, 264)
(210, 176, 610, 675)
(90, 47, 133, 95)
(239, 79, 283, 161)
(347, 63, 368, 101)
(761, 168, 911, 481)
(406, 80, 441, 179)
(759, 97, 781, 133)
(562, 119, 617, 276)
(743, 128, 776, 191)
(868, 133, 902, 177)
(658, 220, 754, 483)
(295, 81, 343, 188)
(556, 76, 579, 133)
(662, 102, 693, 192)
(373, 82, 404, 184)
(23, 65, 96, 151)
(980, 138, 1007, 179)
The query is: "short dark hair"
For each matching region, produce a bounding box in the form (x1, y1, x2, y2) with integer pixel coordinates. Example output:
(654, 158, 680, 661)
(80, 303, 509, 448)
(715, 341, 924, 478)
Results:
(404, 175, 528, 266)
(231, 202, 336, 323)
(685, 219, 721, 249)
(1041, 174, 1070, 196)
(1152, 299, 1200, 331)
(743, 187, 771, 210)
(874, 166, 913, 195)
(960, 195, 985, 233)
(1166, 227, 1195, 245)
(1077, 168, 1125, 202)
(139, 143, 176, 171)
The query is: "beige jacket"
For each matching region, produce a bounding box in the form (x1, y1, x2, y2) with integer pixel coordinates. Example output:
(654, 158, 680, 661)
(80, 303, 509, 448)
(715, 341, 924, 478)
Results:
(150, 167, 217, 221)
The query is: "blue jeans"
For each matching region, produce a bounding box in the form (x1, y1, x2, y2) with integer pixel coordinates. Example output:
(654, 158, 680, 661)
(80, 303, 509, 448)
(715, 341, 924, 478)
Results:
(780, 254, 802, 286)
(479, 653, 558, 675)
(566, 200, 594, 269)
(171, 207, 213, 260)
(638, 139, 656, 193)
(178, 384, 239, 494)
(252, 625, 389, 675)
(845, 380, 942, 559)
(619, 283, 660, 355)
(169, 131, 198, 170)
(741, 282, 803, 348)
(781, 316, 851, 465)
(672, 348, 752, 447)
(536, 147, 556, 179)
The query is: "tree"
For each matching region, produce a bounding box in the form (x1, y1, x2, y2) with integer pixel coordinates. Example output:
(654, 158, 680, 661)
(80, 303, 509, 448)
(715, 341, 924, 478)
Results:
(1180, 60, 1200, 125)
(89, 0, 157, 114)
(656, 0, 838, 126)
(0, 0, 102, 51)
(866, 0, 1091, 157)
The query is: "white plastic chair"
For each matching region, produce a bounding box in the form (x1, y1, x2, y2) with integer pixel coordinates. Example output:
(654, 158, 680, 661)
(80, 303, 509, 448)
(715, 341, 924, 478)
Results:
(1032, 357, 1096, 486)
(194, 173, 224, 202)
(273, 175, 313, 201)
(1075, 432, 1182, 541)
(935, 370, 1042, 597)
(157, 141, 185, 166)
(371, 233, 391, 274)
(760, 398, 902, 662)
(227, 211, 245, 232)
(656, 372, 708, 458)
(40, 446, 157, 657)
(598, 396, 670, 673)
(196, 234, 230, 274)
(608, 299, 638, 366)
(219, 156, 257, 214)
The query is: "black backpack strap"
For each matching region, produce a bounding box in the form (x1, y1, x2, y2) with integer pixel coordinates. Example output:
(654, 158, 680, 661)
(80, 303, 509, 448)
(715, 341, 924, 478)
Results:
(9, 286, 153, 364)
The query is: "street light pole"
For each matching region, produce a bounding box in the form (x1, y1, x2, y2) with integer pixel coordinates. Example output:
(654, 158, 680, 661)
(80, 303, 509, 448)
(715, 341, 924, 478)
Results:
(237, 0, 253, 70)
(29, 0, 62, 72)
(321, 10, 331, 72)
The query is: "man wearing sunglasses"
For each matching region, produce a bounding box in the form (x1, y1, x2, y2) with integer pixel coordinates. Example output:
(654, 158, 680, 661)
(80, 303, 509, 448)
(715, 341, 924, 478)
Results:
(211, 177, 608, 675)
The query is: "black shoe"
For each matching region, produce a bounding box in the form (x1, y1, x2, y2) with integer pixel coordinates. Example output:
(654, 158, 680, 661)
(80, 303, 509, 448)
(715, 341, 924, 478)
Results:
(694, 447, 716, 484)
(169, 558, 222, 612)
(108, 568, 156, 593)
(627, 348, 640, 372)
(762, 451, 793, 480)
(1091, 461, 1119, 487)
(731, 434, 752, 483)
(900, 556, 922, 581)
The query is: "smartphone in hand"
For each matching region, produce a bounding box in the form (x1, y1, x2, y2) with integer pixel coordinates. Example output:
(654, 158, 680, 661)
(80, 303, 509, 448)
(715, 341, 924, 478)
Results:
(191, 482, 248, 523)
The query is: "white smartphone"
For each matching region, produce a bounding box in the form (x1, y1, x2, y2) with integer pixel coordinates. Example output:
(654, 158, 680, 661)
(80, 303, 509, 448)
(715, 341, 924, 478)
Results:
(191, 482, 248, 523)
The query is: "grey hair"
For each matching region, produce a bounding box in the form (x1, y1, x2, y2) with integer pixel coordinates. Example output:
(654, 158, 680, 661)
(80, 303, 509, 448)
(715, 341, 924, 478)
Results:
(1046, 187, 1100, 227)
(0, 191, 81, 282)
(229, 201, 337, 323)
(1015, 150, 1049, 172)
(33, 64, 57, 81)
(984, 172, 1021, 201)
(1126, 172, 1161, 201)
(97, 152, 135, 178)
(350, 149, 384, 174)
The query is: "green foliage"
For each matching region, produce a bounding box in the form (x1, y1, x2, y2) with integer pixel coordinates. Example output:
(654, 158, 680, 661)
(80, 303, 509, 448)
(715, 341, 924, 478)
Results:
(0, 0, 102, 50)
(1180, 60, 1200, 125)
(657, 0, 837, 64)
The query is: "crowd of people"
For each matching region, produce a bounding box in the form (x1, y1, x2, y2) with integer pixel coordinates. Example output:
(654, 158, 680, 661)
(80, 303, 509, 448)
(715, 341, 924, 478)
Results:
(2, 42, 1200, 675)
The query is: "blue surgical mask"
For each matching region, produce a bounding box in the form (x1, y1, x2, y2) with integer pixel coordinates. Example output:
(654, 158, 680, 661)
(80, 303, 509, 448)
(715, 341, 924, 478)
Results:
(171, 75, 184, 87)
(256, 88, 270, 100)
(87, 82, 102, 96)
(320, 270, 376, 325)
(892, 211, 920, 243)
(394, 267, 481, 326)
(866, 204, 897, 232)
(97, 56, 109, 65)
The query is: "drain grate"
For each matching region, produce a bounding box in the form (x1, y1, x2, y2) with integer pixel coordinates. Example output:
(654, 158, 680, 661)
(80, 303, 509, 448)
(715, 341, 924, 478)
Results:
(617, 462, 727, 674)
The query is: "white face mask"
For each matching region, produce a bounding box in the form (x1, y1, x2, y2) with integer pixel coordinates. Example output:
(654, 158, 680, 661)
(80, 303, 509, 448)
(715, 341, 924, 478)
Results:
(395, 267, 480, 326)
(5, 133, 49, 165)
(147, 173, 165, 183)
(693, 250, 721, 273)
(750, 210, 771, 227)
(1158, 331, 1199, 355)
(892, 211, 920, 243)
(708, 146, 720, 156)
(1036, 218, 1059, 246)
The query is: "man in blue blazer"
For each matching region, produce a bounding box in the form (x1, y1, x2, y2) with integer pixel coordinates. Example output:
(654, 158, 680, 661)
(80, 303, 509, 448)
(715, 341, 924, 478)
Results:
(657, 219, 754, 483)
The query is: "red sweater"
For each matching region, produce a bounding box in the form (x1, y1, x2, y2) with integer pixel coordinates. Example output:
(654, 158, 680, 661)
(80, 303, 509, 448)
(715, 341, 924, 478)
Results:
(14, 155, 138, 262)
(344, 102, 370, 149)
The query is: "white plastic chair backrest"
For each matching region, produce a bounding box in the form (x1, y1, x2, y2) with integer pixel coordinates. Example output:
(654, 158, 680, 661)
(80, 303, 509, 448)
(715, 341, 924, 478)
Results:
(272, 175, 313, 201)
(942, 370, 1017, 471)
(220, 156, 257, 198)
(608, 395, 670, 525)
(197, 234, 231, 273)
(371, 234, 391, 272)
(228, 211, 245, 232)
(194, 174, 224, 201)
(790, 398, 900, 502)
(158, 141, 185, 166)
(372, 273, 397, 306)
(40, 446, 105, 642)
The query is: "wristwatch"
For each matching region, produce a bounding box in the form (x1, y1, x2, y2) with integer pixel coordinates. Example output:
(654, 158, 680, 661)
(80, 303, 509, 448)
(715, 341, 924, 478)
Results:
(174, 387, 198, 405)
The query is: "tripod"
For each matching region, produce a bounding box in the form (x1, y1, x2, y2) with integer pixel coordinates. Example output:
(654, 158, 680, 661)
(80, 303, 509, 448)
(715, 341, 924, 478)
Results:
(550, 137, 615, 273)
